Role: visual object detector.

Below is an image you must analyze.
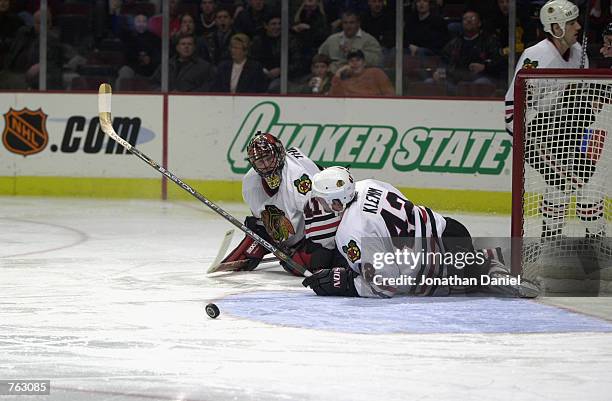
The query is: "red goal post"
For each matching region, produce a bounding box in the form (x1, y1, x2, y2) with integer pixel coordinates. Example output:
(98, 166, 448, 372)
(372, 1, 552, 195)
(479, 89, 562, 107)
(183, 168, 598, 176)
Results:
(511, 68, 612, 278)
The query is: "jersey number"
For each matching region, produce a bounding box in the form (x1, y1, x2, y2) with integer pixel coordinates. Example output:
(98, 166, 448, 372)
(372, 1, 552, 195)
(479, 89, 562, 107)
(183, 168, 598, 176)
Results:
(380, 192, 415, 247)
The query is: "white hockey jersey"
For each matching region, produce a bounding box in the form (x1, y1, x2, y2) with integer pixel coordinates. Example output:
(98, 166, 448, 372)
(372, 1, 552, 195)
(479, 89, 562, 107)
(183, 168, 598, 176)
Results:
(505, 39, 587, 135)
(334, 179, 447, 298)
(242, 147, 340, 249)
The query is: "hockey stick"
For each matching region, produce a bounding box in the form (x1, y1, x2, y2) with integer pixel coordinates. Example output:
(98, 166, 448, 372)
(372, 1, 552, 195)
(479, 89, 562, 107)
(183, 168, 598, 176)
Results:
(207, 229, 235, 273)
(209, 256, 279, 273)
(580, 0, 590, 68)
(97, 84, 310, 277)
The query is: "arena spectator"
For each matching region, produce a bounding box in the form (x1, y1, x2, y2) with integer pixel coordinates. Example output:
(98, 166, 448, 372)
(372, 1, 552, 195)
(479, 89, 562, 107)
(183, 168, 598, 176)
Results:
(404, 0, 448, 56)
(329, 49, 394, 96)
(196, 0, 217, 37)
(152, 33, 215, 92)
(204, 7, 236, 64)
(429, 10, 502, 93)
(233, 0, 270, 38)
(107, 0, 130, 38)
(601, 22, 612, 58)
(149, 0, 182, 38)
(0, 0, 24, 66)
(211, 33, 267, 93)
(116, 14, 161, 91)
(318, 10, 383, 72)
(299, 53, 333, 94)
(250, 13, 303, 92)
(323, 0, 369, 32)
(361, 0, 395, 50)
(292, 0, 330, 65)
(485, 0, 526, 58)
(172, 13, 211, 61)
(588, 0, 612, 49)
(0, 9, 62, 89)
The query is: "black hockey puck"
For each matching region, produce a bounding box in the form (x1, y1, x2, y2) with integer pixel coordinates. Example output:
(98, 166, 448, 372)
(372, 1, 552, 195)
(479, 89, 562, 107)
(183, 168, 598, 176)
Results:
(205, 303, 220, 319)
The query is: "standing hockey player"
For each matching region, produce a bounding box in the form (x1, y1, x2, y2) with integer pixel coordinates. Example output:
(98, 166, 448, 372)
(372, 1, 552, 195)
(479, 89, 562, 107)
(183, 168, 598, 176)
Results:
(505, 0, 609, 240)
(219, 132, 341, 275)
(301, 167, 540, 298)
(505, 0, 586, 135)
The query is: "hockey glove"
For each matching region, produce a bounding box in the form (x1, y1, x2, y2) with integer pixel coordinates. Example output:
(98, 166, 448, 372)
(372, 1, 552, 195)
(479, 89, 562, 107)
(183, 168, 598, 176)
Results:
(302, 267, 359, 297)
(220, 216, 270, 271)
(280, 239, 342, 276)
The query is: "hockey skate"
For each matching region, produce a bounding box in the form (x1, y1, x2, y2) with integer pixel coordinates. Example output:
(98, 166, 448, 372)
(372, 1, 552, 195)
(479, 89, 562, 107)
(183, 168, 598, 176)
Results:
(486, 259, 541, 298)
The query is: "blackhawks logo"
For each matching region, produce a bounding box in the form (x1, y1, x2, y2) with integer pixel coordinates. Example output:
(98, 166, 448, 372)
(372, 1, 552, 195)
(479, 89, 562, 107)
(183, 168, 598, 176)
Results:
(522, 58, 538, 69)
(261, 205, 295, 242)
(342, 239, 361, 263)
(293, 174, 312, 195)
(2, 108, 49, 156)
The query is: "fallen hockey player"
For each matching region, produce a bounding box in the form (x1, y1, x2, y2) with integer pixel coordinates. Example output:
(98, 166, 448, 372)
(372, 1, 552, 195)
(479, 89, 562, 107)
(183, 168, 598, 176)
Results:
(302, 166, 540, 298)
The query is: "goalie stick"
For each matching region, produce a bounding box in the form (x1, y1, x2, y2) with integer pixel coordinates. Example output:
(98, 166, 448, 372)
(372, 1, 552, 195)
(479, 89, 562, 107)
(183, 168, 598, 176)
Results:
(207, 229, 235, 273)
(97, 83, 310, 277)
(206, 229, 279, 273)
(209, 256, 279, 273)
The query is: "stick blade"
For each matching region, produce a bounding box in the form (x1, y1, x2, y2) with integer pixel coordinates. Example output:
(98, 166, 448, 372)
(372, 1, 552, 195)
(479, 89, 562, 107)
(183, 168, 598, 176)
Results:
(206, 229, 235, 273)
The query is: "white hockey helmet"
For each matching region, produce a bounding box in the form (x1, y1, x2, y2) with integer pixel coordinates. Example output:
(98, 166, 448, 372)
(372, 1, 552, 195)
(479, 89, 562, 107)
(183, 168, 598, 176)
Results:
(540, 0, 580, 39)
(312, 166, 355, 212)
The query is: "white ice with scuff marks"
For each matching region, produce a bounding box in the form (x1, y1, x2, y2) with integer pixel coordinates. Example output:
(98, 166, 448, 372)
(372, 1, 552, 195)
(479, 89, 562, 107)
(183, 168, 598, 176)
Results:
(1, 197, 611, 401)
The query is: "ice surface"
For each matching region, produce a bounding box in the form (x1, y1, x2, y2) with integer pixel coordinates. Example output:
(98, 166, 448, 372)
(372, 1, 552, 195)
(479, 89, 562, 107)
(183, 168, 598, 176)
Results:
(1, 197, 611, 401)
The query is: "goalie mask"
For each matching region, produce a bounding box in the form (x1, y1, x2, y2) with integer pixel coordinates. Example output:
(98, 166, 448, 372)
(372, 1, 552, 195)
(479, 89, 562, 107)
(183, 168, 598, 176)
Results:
(312, 166, 355, 213)
(540, 0, 579, 39)
(247, 132, 286, 190)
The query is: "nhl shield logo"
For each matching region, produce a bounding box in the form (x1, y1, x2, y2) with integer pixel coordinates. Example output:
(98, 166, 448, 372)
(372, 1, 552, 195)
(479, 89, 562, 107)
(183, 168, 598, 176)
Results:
(2, 108, 49, 156)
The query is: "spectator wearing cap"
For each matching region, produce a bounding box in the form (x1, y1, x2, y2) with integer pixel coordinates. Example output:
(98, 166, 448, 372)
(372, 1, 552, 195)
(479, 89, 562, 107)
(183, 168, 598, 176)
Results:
(211, 33, 267, 93)
(329, 49, 394, 97)
(300, 53, 333, 95)
(318, 10, 383, 72)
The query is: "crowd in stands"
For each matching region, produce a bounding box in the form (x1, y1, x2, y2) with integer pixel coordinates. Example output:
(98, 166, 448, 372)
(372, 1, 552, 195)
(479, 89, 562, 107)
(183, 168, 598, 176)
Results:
(0, 0, 610, 97)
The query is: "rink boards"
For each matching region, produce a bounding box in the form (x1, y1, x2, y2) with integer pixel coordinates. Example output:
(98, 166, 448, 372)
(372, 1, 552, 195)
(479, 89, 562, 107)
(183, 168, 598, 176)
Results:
(0, 92, 511, 212)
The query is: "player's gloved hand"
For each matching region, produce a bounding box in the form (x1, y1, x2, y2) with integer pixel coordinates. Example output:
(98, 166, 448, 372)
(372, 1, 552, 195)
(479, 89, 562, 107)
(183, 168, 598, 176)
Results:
(221, 216, 269, 271)
(280, 239, 315, 276)
(302, 267, 359, 297)
(280, 239, 337, 276)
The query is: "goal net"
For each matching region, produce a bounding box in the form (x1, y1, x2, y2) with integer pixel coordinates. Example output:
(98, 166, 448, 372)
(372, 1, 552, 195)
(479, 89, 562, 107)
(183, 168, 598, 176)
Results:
(511, 69, 612, 295)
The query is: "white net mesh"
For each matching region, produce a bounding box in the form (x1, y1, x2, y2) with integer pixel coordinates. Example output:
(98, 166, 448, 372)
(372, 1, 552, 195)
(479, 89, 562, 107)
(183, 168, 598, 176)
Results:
(518, 75, 612, 294)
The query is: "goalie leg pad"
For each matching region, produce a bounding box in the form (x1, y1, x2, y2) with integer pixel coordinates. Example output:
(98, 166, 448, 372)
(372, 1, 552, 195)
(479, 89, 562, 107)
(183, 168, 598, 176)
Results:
(221, 216, 271, 271)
